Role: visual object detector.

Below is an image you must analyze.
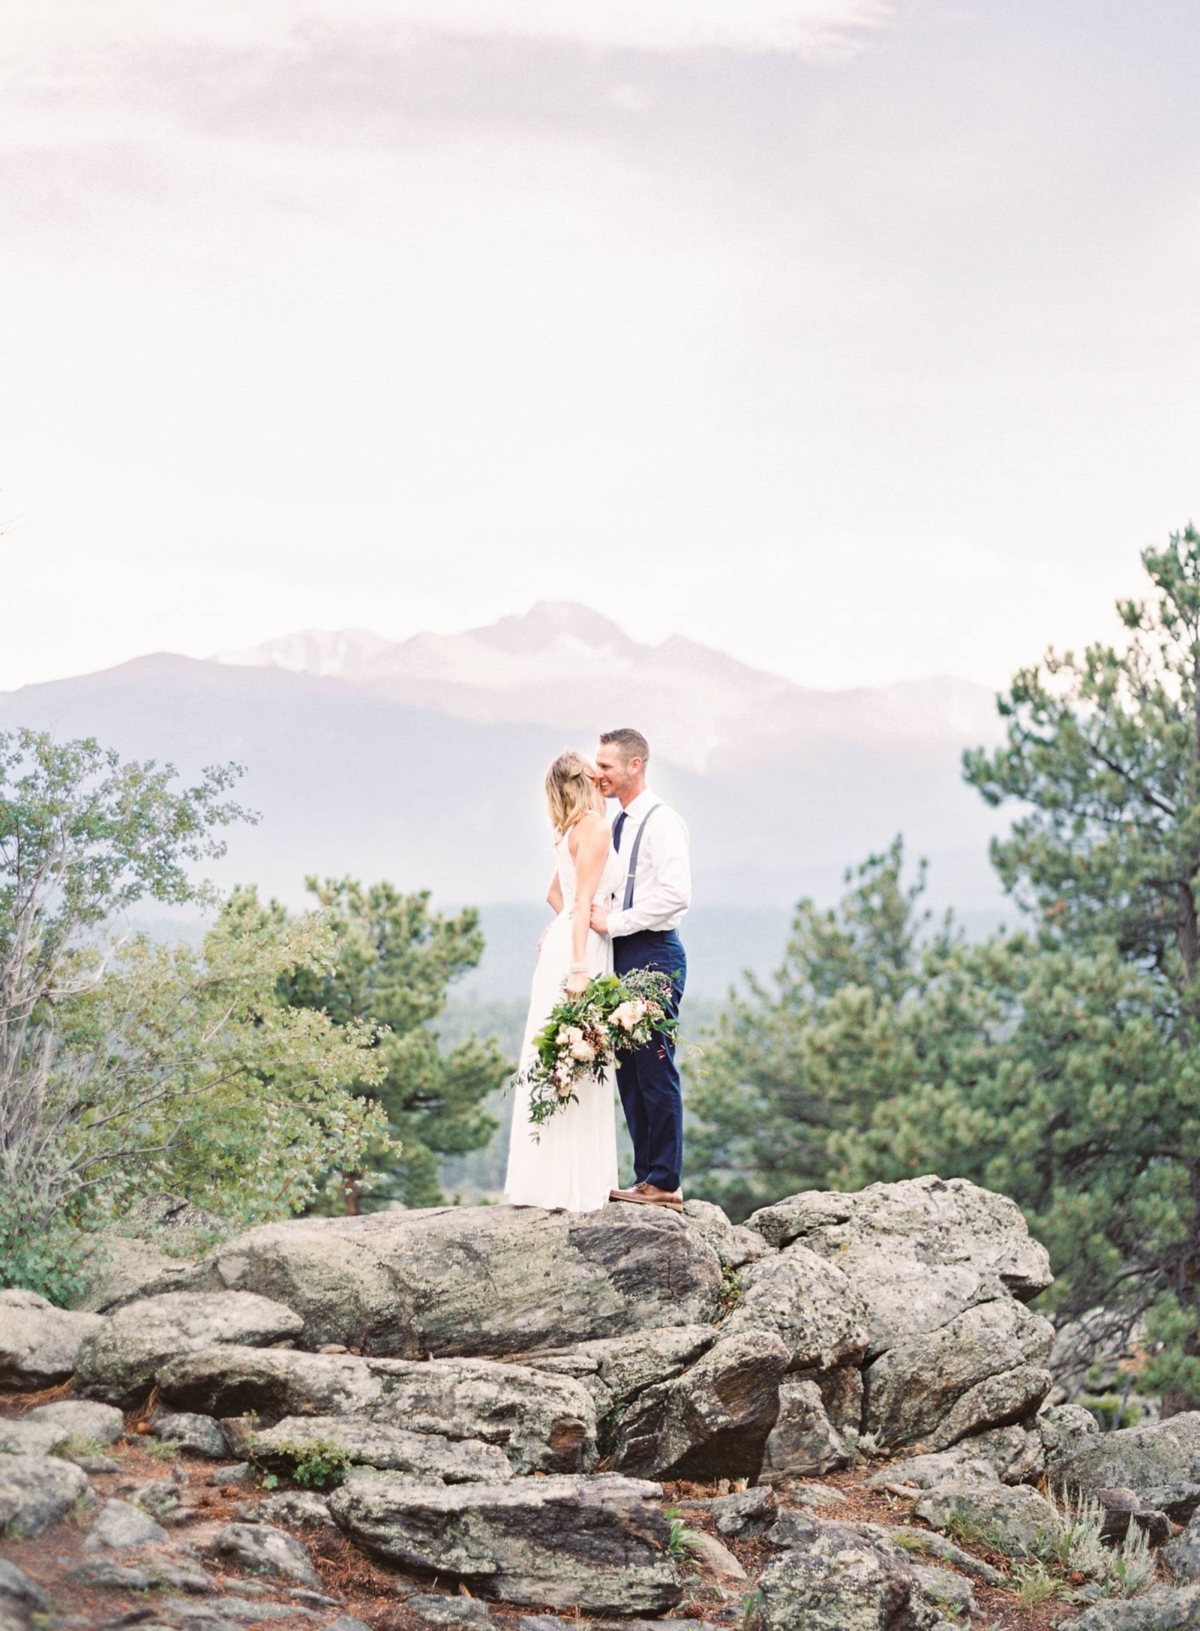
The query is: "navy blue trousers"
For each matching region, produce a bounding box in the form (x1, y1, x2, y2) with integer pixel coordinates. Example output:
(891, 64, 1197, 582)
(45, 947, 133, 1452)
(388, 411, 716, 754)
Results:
(613, 929, 687, 1193)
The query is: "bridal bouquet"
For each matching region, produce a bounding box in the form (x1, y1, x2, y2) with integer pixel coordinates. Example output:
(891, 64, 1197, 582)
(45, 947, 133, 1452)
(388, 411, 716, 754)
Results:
(517, 969, 678, 1134)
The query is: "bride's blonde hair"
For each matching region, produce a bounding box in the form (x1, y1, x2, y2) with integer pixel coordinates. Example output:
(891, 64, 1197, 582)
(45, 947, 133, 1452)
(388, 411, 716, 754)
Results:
(545, 750, 604, 837)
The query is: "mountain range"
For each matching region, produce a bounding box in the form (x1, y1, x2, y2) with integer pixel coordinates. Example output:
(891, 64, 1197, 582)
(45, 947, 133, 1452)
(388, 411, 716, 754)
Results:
(0, 604, 1012, 996)
(218, 602, 1002, 774)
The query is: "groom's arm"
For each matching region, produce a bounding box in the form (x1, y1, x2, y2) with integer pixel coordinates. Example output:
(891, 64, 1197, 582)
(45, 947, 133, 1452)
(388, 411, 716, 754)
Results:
(595, 812, 692, 937)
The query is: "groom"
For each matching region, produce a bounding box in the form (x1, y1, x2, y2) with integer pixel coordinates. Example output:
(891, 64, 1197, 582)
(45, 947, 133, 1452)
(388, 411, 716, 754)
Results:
(590, 728, 691, 1212)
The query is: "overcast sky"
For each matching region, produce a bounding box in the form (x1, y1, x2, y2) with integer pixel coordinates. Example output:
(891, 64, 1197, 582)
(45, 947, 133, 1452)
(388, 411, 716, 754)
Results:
(3, 0, 1197, 694)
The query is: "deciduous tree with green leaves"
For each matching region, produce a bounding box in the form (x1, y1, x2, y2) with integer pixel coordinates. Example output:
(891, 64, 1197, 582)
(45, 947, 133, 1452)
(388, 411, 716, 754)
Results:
(0, 729, 392, 1299)
(276, 877, 511, 1210)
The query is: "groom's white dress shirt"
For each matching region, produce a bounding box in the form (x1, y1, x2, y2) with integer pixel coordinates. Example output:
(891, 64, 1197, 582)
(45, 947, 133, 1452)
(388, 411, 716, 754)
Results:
(606, 787, 692, 937)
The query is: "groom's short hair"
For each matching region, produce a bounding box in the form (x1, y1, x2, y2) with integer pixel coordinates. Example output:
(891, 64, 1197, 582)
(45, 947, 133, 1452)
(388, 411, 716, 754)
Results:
(600, 727, 650, 764)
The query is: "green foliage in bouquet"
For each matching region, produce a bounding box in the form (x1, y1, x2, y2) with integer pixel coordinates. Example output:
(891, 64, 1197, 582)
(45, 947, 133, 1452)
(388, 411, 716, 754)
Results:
(518, 968, 678, 1135)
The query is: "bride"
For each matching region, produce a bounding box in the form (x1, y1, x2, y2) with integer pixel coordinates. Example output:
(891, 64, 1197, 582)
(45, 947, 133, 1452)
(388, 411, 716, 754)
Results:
(504, 750, 622, 1212)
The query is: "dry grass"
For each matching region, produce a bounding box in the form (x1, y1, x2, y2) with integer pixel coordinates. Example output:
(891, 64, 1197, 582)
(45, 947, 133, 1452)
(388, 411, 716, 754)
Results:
(0, 1378, 75, 1418)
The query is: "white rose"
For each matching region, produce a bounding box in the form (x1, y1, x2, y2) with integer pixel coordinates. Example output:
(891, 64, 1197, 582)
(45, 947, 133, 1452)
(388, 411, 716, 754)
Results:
(570, 1039, 596, 1061)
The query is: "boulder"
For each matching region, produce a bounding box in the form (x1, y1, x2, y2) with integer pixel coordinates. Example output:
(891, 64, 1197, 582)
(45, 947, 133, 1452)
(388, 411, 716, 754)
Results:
(760, 1379, 854, 1480)
(913, 1482, 1063, 1556)
(247, 1415, 514, 1483)
(1142, 1483, 1200, 1524)
(361, 1358, 597, 1475)
(125, 1475, 187, 1525)
(158, 1344, 386, 1418)
(65, 1561, 156, 1590)
(746, 1176, 1052, 1358)
(83, 1497, 167, 1550)
(328, 1471, 683, 1615)
(73, 1241, 198, 1316)
(757, 1513, 941, 1631)
(0, 1453, 91, 1537)
(720, 1245, 869, 1372)
(69, 1194, 228, 1313)
(162, 1346, 597, 1475)
(189, 1202, 722, 1357)
(862, 1299, 1053, 1448)
(851, 1522, 1007, 1588)
(1038, 1400, 1101, 1458)
(0, 1562, 47, 1614)
(206, 1522, 322, 1586)
(1050, 1413, 1200, 1510)
(152, 1411, 229, 1459)
(74, 1290, 304, 1405)
(816, 1363, 865, 1434)
(1070, 1586, 1200, 1629)
(0, 1288, 104, 1390)
(906, 1562, 975, 1621)
(1096, 1491, 1171, 1548)
(868, 1451, 1000, 1492)
(0, 1419, 70, 1457)
(681, 1199, 771, 1270)
(703, 1484, 778, 1538)
(924, 1365, 1053, 1452)
(253, 1489, 334, 1528)
(1163, 1510, 1200, 1582)
(682, 1529, 747, 1580)
(607, 1329, 788, 1481)
(963, 1422, 1045, 1483)
(24, 1399, 124, 1446)
(523, 1327, 714, 1421)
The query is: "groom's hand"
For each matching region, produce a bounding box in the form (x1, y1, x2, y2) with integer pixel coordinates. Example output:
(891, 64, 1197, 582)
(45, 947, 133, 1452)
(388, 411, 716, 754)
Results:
(590, 902, 610, 934)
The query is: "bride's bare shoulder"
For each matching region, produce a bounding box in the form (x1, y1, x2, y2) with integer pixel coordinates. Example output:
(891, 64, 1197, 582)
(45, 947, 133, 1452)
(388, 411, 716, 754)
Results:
(568, 810, 610, 856)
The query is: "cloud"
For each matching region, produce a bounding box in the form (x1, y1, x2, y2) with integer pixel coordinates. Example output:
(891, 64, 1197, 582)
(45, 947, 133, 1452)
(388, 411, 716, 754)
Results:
(6, 0, 894, 66)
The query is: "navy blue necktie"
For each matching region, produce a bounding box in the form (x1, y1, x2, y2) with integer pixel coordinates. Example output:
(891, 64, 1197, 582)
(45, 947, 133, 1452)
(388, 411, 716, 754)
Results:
(612, 811, 628, 852)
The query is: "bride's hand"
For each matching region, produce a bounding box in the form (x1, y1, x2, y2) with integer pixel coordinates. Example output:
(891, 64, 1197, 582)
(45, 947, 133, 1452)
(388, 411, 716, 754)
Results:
(565, 968, 589, 996)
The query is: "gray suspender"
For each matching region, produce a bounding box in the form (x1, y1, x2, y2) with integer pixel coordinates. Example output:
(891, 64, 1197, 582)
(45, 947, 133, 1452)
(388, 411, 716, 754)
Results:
(622, 804, 663, 911)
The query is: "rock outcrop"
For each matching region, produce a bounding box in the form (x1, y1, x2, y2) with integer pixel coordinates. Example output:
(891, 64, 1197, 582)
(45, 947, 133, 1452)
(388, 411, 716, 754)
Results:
(182, 1203, 723, 1357)
(2, 1174, 1071, 1621)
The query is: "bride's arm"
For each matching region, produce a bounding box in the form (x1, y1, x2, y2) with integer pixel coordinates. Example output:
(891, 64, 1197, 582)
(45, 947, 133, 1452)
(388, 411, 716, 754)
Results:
(566, 814, 610, 994)
(546, 872, 564, 913)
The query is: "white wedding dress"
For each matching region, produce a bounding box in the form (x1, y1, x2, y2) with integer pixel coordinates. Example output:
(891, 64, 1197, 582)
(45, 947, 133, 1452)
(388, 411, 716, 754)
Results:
(504, 828, 623, 1212)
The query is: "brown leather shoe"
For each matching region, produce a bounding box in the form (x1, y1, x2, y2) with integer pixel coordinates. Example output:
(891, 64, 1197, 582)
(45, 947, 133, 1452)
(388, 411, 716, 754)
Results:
(609, 1183, 683, 1212)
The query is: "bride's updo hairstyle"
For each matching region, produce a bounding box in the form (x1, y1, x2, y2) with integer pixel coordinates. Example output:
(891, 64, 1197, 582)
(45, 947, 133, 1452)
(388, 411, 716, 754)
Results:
(545, 750, 604, 837)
